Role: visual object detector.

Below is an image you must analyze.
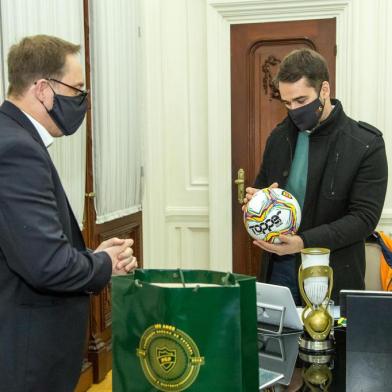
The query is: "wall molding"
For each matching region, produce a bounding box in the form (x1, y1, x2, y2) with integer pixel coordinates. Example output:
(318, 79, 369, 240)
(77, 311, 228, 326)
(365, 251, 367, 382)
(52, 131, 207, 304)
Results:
(207, 0, 351, 272)
(188, 178, 209, 188)
(166, 224, 210, 270)
(165, 206, 209, 217)
(165, 207, 209, 225)
(185, 0, 209, 190)
(141, 0, 167, 267)
(209, 0, 350, 21)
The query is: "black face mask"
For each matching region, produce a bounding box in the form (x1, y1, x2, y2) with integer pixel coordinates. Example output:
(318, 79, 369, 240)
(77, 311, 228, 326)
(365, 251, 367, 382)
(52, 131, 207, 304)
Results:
(288, 97, 324, 132)
(46, 92, 88, 136)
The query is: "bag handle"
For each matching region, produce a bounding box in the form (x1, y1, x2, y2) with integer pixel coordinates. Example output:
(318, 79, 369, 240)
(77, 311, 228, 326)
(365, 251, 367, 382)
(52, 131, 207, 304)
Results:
(177, 269, 203, 291)
(178, 269, 186, 287)
(221, 272, 236, 286)
(134, 279, 143, 288)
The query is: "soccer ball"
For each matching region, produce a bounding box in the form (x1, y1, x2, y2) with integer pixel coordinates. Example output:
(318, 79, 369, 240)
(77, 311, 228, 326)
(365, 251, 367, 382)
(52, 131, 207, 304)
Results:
(243, 188, 301, 243)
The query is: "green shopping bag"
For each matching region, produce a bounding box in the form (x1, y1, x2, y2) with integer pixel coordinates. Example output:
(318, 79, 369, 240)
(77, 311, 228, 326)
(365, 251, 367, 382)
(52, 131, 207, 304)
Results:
(112, 269, 259, 392)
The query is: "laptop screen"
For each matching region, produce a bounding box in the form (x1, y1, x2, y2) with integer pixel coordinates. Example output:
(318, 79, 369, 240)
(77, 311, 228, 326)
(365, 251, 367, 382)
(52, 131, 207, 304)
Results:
(256, 283, 303, 332)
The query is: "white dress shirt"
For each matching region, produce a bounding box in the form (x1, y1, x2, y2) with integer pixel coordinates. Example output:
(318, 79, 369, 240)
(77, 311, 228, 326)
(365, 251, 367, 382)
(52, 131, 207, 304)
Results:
(23, 111, 53, 148)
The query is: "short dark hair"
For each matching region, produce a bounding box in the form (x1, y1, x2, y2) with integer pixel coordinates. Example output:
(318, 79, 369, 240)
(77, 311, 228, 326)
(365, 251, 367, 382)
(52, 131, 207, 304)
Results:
(7, 34, 80, 97)
(274, 48, 329, 91)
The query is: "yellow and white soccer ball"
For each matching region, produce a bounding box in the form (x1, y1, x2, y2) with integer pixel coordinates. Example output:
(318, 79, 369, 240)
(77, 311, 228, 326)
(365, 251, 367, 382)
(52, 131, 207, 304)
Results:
(243, 188, 301, 243)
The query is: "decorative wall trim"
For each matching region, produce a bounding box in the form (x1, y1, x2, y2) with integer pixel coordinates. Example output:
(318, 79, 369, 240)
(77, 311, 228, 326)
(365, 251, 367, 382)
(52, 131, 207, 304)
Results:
(141, 0, 167, 267)
(209, 0, 350, 21)
(188, 178, 209, 188)
(207, 0, 351, 272)
(185, 0, 209, 189)
(165, 206, 209, 217)
(161, 206, 209, 269)
(166, 224, 210, 270)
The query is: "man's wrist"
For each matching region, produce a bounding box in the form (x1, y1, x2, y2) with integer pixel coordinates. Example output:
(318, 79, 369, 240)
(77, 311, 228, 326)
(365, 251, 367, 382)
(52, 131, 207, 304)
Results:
(297, 233, 306, 250)
(295, 235, 305, 252)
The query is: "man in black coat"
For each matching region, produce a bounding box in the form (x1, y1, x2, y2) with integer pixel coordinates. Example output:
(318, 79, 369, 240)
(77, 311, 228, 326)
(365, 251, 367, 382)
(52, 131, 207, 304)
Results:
(0, 35, 137, 392)
(245, 49, 388, 304)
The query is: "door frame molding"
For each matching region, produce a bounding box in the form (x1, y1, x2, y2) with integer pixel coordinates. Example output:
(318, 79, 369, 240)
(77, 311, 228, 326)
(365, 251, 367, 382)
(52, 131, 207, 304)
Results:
(207, 0, 351, 271)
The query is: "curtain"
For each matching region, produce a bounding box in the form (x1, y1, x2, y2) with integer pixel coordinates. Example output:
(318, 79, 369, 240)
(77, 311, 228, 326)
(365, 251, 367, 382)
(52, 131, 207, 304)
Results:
(89, 0, 142, 224)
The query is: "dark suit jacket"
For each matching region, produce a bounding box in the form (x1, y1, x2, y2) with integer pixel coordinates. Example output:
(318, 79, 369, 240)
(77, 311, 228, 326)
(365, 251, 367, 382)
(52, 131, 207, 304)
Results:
(0, 101, 112, 392)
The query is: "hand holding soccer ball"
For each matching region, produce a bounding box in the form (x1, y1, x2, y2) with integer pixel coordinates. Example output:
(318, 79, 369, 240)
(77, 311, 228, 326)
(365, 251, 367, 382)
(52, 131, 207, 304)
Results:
(243, 187, 301, 244)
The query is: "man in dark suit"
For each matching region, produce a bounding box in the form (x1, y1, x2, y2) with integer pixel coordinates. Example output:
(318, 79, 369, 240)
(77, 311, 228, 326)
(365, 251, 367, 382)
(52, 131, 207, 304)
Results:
(0, 35, 137, 392)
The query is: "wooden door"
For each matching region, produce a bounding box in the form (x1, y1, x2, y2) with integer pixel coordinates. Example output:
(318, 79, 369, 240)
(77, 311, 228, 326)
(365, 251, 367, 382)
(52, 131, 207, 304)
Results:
(231, 19, 336, 277)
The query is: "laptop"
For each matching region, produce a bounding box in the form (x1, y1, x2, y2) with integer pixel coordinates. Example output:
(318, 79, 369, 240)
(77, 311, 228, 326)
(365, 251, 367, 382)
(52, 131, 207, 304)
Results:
(256, 283, 303, 333)
(339, 289, 392, 317)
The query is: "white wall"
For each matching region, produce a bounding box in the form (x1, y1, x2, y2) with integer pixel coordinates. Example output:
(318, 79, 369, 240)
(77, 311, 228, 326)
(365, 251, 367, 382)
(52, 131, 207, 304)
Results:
(346, 0, 392, 234)
(142, 0, 392, 270)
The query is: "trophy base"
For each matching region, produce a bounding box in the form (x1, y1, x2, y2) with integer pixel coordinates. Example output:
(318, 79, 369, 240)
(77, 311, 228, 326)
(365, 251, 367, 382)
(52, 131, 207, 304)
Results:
(298, 333, 335, 364)
(299, 334, 334, 355)
(299, 350, 333, 365)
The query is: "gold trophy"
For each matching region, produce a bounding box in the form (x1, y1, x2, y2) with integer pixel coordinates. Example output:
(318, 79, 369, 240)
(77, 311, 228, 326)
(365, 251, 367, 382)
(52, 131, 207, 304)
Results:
(298, 248, 334, 352)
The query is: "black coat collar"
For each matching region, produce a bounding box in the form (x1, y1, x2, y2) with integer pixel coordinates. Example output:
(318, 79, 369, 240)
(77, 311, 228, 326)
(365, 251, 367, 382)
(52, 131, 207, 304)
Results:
(0, 100, 47, 150)
(310, 99, 347, 136)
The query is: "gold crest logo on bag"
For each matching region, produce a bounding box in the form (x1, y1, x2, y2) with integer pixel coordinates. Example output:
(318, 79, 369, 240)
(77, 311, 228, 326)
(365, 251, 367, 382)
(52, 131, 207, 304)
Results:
(137, 324, 205, 391)
(157, 347, 176, 372)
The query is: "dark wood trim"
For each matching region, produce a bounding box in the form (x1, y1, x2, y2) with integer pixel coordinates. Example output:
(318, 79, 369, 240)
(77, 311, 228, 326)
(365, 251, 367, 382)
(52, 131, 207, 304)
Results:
(87, 339, 113, 384)
(82, 0, 96, 247)
(95, 212, 143, 265)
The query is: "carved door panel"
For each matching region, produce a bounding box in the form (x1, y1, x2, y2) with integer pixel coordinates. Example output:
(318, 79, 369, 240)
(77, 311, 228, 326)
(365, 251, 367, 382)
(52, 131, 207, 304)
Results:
(231, 19, 336, 277)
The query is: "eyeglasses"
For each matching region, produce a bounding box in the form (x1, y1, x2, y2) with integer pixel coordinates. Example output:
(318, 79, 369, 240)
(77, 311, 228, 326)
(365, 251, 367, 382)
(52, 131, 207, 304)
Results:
(46, 78, 89, 97)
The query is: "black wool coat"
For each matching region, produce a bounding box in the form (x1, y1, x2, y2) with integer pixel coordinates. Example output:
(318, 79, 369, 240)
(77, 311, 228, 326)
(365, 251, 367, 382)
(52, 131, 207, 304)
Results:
(254, 99, 388, 302)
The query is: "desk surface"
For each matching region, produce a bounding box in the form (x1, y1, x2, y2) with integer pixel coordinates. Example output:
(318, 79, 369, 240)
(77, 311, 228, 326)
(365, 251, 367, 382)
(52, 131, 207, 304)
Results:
(258, 327, 392, 391)
(259, 295, 392, 391)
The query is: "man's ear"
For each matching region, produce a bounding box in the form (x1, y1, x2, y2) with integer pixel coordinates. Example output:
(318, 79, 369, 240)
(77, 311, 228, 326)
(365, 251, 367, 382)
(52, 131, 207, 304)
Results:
(34, 79, 50, 103)
(320, 81, 330, 101)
